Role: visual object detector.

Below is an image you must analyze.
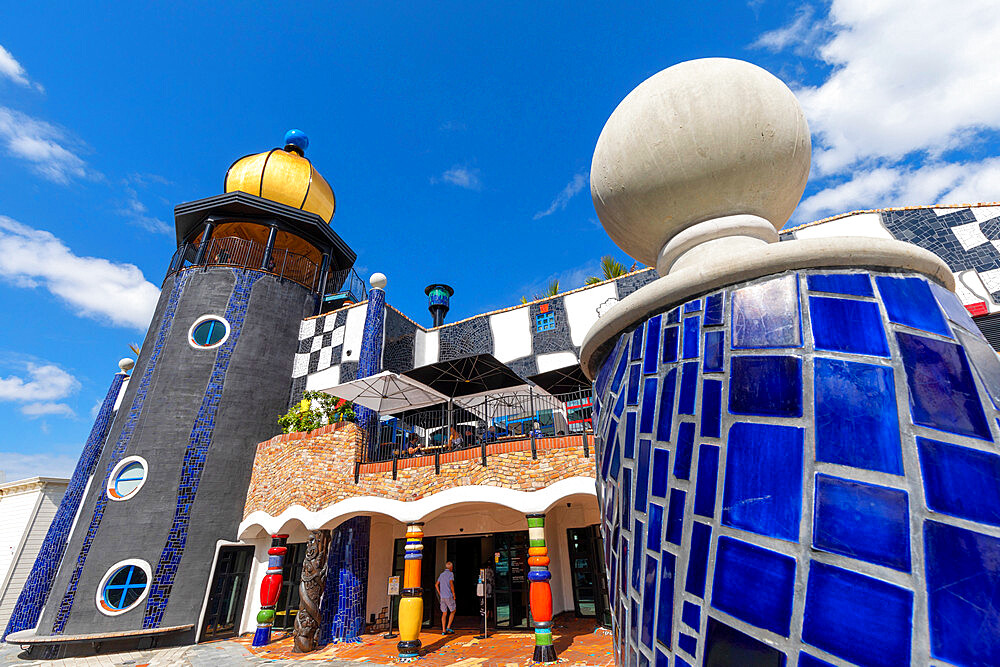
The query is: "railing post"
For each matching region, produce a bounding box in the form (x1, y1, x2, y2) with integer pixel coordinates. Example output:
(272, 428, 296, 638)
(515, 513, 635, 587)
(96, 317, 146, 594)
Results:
(531, 432, 537, 459)
(392, 452, 398, 480)
(435, 450, 440, 475)
(261, 225, 278, 271)
(354, 461, 360, 484)
(317, 253, 330, 295)
(481, 439, 487, 467)
(192, 220, 215, 266)
(582, 428, 590, 458)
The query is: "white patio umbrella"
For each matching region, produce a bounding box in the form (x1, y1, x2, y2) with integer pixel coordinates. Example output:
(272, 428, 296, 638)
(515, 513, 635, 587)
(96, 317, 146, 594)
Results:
(319, 370, 449, 415)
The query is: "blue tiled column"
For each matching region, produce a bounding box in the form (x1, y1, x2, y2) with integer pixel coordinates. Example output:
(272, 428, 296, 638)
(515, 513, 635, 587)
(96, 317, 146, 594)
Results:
(592, 269, 1000, 666)
(3, 369, 127, 639)
(356, 283, 385, 460)
(317, 516, 371, 645)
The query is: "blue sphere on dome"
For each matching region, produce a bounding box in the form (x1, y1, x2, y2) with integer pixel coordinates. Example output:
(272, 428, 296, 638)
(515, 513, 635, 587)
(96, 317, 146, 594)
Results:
(284, 129, 309, 153)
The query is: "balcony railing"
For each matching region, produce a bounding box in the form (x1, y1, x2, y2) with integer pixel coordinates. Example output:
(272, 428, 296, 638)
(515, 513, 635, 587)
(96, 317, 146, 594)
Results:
(166, 236, 361, 297)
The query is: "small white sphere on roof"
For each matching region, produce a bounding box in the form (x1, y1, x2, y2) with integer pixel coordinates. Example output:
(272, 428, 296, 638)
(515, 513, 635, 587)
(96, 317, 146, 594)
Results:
(590, 58, 811, 271)
(370, 272, 387, 290)
(118, 358, 135, 372)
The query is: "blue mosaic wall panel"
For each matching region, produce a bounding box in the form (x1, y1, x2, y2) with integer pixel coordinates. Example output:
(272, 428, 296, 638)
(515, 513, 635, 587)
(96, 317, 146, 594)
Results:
(592, 269, 1000, 666)
(318, 516, 371, 645)
(357, 286, 386, 460)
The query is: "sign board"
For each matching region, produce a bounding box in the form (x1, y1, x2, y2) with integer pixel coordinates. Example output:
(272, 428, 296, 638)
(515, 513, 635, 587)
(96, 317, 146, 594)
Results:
(388, 575, 400, 596)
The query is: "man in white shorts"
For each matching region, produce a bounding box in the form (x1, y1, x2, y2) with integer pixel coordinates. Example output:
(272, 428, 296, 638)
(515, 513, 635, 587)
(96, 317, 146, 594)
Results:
(435, 561, 456, 634)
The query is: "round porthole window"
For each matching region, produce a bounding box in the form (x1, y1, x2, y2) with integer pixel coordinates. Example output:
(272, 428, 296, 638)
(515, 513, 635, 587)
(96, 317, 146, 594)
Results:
(188, 315, 230, 349)
(106, 456, 148, 501)
(96, 559, 151, 616)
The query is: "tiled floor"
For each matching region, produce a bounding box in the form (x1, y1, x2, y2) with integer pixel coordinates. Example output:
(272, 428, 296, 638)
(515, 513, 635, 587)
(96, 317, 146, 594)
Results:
(238, 614, 614, 666)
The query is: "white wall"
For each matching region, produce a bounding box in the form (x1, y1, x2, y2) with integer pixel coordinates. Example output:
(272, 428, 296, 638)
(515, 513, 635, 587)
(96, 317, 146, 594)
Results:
(489, 307, 532, 363)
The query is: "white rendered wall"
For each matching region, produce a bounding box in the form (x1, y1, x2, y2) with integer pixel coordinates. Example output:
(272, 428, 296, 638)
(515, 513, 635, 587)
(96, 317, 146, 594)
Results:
(564, 282, 618, 346)
(489, 307, 532, 363)
(341, 303, 368, 365)
(414, 329, 440, 368)
(790, 212, 894, 240)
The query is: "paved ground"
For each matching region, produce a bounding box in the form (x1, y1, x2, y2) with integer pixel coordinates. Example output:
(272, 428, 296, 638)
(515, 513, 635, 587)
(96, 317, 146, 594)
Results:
(0, 615, 612, 667)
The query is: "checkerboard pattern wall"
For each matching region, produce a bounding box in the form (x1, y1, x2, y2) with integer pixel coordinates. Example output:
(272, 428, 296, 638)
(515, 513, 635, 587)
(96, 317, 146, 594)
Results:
(593, 268, 1000, 666)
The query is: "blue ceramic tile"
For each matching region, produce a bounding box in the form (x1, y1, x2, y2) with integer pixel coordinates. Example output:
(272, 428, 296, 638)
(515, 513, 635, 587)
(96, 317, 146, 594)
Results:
(611, 340, 631, 394)
(640, 377, 658, 433)
(814, 357, 902, 474)
(675, 657, 691, 667)
(806, 272, 874, 297)
(712, 536, 796, 636)
(704, 617, 786, 667)
(700, 379, 722, 438)
(666, 488, 686, 546)
(609, 435, 621, 481)
(631, 521, 643, 590)
(657, 550, 676, 649)
(685, 299, 701, 313)
(678, 362, 698, 415)
(644, 314, 662, 374)
(625, 412, 637, 459)
(647, 502, 662, 552)
(614, 386, 626, 418)
(956, 327, 1000, 407)
(666, 307, 680, 324)
(641, 555, 657, 648)
(655, 650, 668, 667)
(622, 467, 633, 530)
(810, 296, 890, 357)
(635, 439, 651, 513)
(674, 422, 695, 480)
(896, 332, 992, 441)
(802, 562, 913, 667)
(729, 356, 802, 418)
(600, 421, 618, 479)
(684, 522, 711, 598)
(930, 281, 980, 335)
(813, 473, 910, 571)
(703, 330, 724, 372)
(631, 326, 644, 360)
(925, 520, 1000, 665)
(918, 437, 1000, 527)
(662, 326, 679, 363)
(877, 275, 952, 337)
(723, 422, 803, 542)
(731, 274, 801, 348)
(651, 448, 669, 498)
(704, 292, 724, 326)
(681, 601, 700, 631)
(678, 634, 697, 656)
(682, 316, 700, 359)
(630, 598, 639, 645)
(656, 369, 677, 442)
(798, 653, 835, 667)
(693, 444, 720, 518)
(627, 365, 642, 405)
(596, 335, 626, 401)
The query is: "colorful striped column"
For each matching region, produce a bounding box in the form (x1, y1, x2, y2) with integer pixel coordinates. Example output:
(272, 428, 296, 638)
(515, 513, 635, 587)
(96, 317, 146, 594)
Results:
(527, 513, 557, 663)
(397, 522, 424, 659)
(252, 534, 289, 647)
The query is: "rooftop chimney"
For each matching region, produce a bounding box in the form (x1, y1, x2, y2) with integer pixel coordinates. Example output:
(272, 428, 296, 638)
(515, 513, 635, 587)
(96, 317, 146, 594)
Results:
(425, 284, 454, 327)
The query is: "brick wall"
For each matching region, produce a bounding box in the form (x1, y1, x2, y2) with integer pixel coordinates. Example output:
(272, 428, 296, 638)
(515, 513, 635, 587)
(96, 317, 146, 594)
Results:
(243, 422, 597, 519)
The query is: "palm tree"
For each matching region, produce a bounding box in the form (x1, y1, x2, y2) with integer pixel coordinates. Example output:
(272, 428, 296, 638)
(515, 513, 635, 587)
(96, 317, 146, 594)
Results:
(586, 256, 628, 284)
(521, 279, 560, 304)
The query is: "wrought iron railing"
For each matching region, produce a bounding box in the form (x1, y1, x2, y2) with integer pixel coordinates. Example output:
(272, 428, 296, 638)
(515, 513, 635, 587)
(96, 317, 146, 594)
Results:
(357, 387, 594, 467)
(166, 236, 321, 291)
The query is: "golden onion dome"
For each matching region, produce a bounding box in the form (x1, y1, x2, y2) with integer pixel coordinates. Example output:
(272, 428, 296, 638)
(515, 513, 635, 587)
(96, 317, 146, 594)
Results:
(224, 130, 336, 223)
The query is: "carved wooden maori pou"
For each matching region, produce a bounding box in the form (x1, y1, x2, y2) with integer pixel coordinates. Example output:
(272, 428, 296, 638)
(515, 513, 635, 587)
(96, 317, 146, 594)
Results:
(292, 529, 331, 653)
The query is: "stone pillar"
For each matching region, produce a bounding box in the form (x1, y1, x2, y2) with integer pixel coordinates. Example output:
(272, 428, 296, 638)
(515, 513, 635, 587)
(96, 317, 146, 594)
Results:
(397, 522, 424, 659)
(252, 534, 288, 647)
(3, 365, 128, 640)
(356, 272, 387, 461)
(318, 516, 371, 645)
(293, 530, 331, 652)
(582, 58, 1000, 666)
(527, 513, 557, 663)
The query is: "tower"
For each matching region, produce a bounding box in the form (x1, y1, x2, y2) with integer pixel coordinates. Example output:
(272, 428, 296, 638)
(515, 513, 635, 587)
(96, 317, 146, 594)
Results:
(20, 131, 355, 652)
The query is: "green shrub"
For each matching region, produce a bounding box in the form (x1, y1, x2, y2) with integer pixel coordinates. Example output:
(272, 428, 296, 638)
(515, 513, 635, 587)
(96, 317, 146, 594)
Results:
(277, 391, 356, 434)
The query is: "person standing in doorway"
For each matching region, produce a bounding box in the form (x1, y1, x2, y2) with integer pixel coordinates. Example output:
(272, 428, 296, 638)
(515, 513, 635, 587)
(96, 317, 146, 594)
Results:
(435, 561, 456, 634)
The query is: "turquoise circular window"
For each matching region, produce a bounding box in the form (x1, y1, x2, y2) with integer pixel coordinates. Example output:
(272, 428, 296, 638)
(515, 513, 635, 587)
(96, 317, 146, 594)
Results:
(188, 315, 230, 349)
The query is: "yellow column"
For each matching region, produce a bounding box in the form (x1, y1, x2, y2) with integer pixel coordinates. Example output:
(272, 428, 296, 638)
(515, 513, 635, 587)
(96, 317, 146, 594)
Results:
(397, 523, 424, 659)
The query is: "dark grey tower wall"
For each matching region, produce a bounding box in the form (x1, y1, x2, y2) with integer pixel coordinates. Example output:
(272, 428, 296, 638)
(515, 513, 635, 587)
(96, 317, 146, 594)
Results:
(36, 266, 311, 641)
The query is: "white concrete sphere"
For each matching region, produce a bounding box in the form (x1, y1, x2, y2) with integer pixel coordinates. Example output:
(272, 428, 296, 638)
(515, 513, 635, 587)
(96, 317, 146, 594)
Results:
(118, 358, 135, 372)
(590, 58, 811, 267)
(370, 272, 387, 290)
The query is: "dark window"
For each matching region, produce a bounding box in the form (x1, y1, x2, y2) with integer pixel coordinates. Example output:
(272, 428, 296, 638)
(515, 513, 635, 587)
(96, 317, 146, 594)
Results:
(102, 565, 147, 611)
(191, 318, 227, 347)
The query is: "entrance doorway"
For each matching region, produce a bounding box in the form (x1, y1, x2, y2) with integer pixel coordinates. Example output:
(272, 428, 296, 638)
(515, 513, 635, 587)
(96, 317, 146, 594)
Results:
(200, 545, 254, 641)
(567, 525, 611, 626)
(445, 536, 483, 619)
(274, 542, 305, 631)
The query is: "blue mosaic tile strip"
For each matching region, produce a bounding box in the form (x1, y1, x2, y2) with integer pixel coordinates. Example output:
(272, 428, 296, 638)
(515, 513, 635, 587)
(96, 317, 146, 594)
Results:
(318, 516, 371, 645)
(594, 268, 1000, 665)
(142, 269, 263, 628)
(3, 371, 126, 639)
(357, 286, 386, 460)
(51, 272, 189, 634)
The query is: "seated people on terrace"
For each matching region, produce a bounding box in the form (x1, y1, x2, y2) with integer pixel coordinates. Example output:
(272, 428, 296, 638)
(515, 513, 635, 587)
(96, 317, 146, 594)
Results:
(403, 433, 423, 457)
(447, 426, 464, 451)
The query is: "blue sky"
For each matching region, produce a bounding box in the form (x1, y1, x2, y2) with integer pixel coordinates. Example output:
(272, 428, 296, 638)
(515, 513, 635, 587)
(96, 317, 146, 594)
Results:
(2, 1, 999, 480)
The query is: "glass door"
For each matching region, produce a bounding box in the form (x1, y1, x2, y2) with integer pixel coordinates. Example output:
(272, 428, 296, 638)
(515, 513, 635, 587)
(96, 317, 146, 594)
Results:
(493, 530, 529, 629)
(567, 525, 611, 626)
(274, 542, 305, 631)
(200, 545, 254, 640)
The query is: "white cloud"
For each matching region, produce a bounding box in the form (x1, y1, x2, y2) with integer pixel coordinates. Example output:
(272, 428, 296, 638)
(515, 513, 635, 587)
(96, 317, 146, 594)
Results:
(0, 363, 79, 402)
(21, 402, 75, 418)
(754, 6, 828, 56)
(118, 185, 172, 235)
(0, 44, 42, 92)
(0, 451, 78, 482)
(434, 166, 482, 190)
(0, 216, 160, 329)
(534, 172, 589, 220)
(0, 107, 90, 183)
